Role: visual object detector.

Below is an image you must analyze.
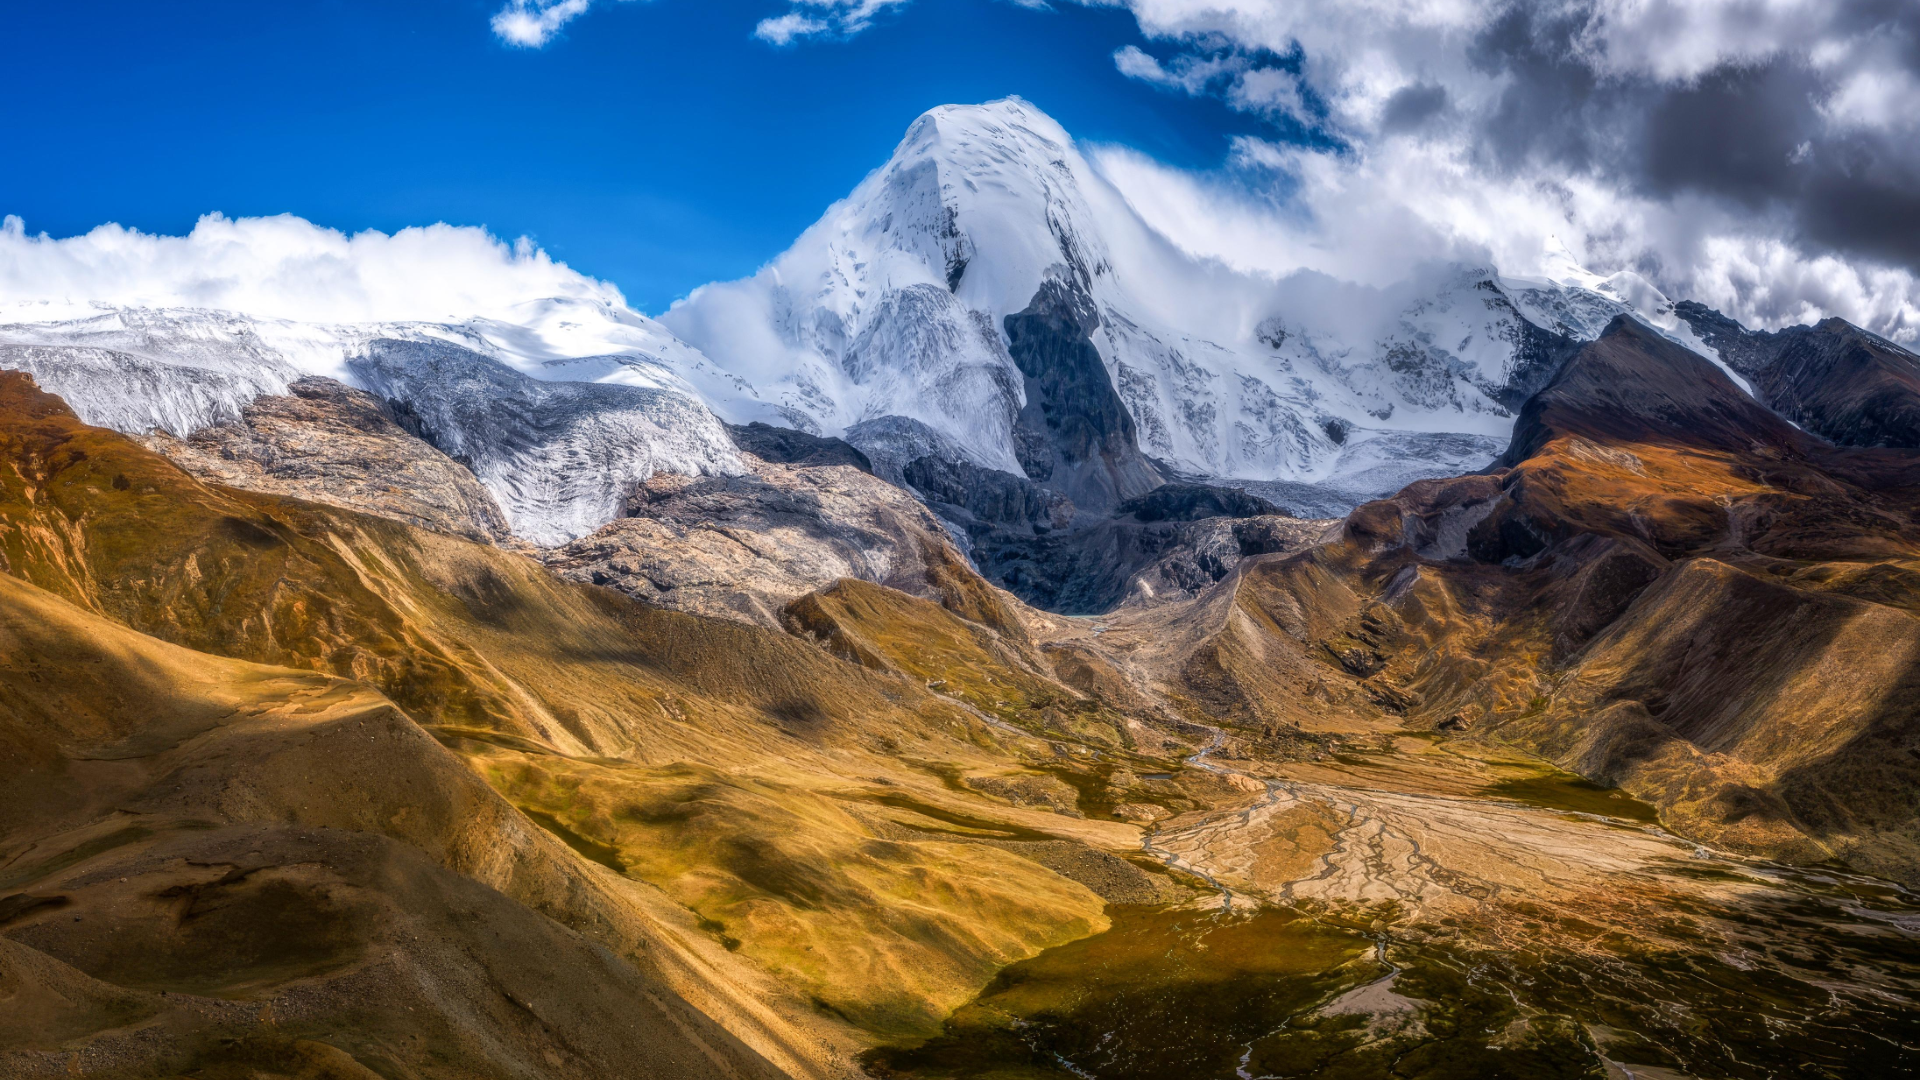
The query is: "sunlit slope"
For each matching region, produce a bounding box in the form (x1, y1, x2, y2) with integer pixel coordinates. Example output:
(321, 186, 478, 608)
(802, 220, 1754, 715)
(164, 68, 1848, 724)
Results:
(1091, 317, 1920, 881)
(0, 371, 1197, 1068)
(0, 570, 785, 1079)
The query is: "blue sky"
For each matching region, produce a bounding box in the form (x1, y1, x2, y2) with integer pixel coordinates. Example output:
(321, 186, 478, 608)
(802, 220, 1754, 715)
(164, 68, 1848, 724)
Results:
(2, 0, 1273, 312)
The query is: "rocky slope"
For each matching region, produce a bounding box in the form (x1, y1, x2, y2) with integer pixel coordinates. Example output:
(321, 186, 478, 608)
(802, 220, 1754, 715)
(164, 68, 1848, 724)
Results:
(136, 376, 513, 543)
(4, 295, 1920, 1077)
(963, 490, 1338, 614)
(1678, 300, 1920, 449)
(0, 570, 784, 1080)
(0, 371, 1231, 1077)
(544, 453, 978, 628)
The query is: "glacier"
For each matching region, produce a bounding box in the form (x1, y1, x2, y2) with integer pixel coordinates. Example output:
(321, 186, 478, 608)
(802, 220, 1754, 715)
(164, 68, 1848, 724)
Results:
(0, 301, 747, 545)
(349, 339, 742, 547)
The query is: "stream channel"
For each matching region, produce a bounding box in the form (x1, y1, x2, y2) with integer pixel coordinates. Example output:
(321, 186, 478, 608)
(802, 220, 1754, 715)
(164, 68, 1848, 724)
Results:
(867, 727, 1920, 1079)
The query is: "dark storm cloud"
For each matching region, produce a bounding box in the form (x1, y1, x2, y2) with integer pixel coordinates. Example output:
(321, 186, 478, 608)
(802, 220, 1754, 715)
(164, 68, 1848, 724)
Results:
(1799, 143, 1920, 268)
(1466, 0, 1920, 274)
(1639, 62, 1823, 206)
(1380, 83, 1450, 133)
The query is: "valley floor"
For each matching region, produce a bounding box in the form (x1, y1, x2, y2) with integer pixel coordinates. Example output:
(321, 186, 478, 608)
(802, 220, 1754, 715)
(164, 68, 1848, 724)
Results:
(869, 730, 1920, 1079)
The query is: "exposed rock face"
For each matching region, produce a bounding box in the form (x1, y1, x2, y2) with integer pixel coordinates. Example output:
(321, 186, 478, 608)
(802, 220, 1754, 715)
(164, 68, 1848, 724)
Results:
(903, 454, 1075, 535)
(1004, 277, 1164, 514)
(969, 509, 1335, 614)
(844, 414, 979, 487)
(858, 277, 1326, 614)
(1503, 314, 1804, 465)
(1485, 308, 1585, 412)
(1115, 483, 1282, 523)
(137, 376, 511, 543)
(726, 421, 873, 472)
(1123, 515, 1341, 604)
(544, 455, 976, 628)
(1676, 301, 1920, 449)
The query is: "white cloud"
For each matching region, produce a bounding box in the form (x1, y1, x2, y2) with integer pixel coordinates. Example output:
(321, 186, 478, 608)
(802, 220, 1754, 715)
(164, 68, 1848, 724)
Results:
(490, 0, 907, 47)
(1822, 63, 1920, 134)
(1114, 44, 1176, 84)
(0, 213, 628, 325)
(1113, 44, 1308, 121)
(1091, 114, 1920, 344)
(752, 0, 913, 45)
(753, 13, 831, 46)
(1227, 65, 1304, 118)
(1572, 0, 1855, 82)
(491, 0, 648, 48)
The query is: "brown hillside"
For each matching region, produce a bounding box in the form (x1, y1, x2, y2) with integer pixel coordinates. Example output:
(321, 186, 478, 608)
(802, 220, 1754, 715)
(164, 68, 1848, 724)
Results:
(0, 371, 1230, 1075)
(1036, 319, 1920, 882)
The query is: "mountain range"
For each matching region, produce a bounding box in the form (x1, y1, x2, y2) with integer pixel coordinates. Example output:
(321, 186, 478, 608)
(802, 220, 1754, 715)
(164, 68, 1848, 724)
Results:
(1, 100, 1733, 553)
(3, 99, 1919, 1079)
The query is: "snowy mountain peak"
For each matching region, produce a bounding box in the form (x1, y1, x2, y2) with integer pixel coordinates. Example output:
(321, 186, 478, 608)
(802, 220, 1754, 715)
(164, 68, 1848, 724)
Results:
(894, 98, 1109, 306)
(660, 99, 1122, 477)
(665, 98, 1708, 512)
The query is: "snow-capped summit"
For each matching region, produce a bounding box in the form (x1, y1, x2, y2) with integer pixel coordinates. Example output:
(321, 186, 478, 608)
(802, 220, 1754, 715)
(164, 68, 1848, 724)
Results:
(663, 98, 1097, 476)
(663, 98, 1700, 509)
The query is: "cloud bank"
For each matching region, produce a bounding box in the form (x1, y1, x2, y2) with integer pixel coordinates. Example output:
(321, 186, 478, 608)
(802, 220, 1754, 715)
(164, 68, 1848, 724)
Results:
(0, 213, 626, 324)
(1101, 0, 1920, 340)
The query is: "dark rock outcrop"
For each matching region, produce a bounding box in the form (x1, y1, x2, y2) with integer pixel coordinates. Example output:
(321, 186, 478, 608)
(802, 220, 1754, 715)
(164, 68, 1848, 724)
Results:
(970, 511, 1333, 614)
(1004, 277, 1164, 513)
(1116, 483, 1281, 523)
(1503, 315, 1805, 465)
(1676, 302, 1920, 449)
(843, 414, 976, 487)
(726, 421, 873, 472)
(903, 454, 1074, 535)
(1487, 310, 1586, 412)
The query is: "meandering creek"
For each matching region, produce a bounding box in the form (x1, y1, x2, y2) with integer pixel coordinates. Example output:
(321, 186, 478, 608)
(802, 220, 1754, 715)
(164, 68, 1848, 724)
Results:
(867, 730, 1920, 1079)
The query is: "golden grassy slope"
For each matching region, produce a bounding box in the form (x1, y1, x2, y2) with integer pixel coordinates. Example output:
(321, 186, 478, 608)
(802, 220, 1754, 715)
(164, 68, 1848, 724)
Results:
(1123, 425, 1920, 881)
(0, 570, 786, 1079)
(0, 373, 1202, 1070)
